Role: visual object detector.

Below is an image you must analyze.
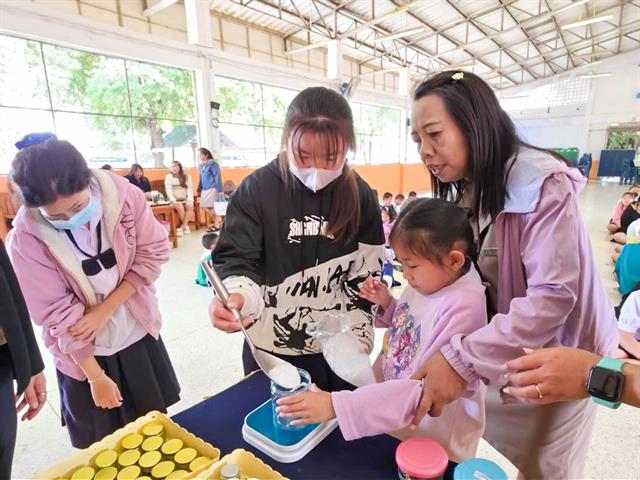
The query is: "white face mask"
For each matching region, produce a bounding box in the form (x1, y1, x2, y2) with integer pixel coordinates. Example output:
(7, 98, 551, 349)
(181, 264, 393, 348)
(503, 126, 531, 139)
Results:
(288, 159, 344, 192)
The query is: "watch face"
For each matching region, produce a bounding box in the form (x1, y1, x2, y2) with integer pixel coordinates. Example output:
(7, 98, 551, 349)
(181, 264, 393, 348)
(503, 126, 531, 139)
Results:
(588, 366, 625, 402)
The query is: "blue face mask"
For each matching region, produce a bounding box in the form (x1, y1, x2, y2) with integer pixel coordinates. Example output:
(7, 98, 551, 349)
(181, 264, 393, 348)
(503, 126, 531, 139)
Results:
(41, 194, 96, 230)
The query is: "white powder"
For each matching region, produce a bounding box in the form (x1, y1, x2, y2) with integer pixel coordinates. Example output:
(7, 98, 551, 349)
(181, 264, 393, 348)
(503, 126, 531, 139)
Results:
(269, 363, 301, 389)
(322, 333, 376, 387)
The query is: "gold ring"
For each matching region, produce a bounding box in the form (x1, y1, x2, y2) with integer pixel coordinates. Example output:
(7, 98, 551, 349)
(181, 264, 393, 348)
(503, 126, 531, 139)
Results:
(535, 383, 543, 399)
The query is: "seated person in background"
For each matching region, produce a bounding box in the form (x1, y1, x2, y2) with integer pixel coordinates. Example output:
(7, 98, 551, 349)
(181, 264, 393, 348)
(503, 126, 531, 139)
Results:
(380, 206, 399, 288)
(614, 234, 640, 299)
(100, 164, 112, 171)
(407, 191, 418, 202)
(614, 290, 640, 363)
(613, 200, 640, 245)
(382, 192, 397, 221)
(125, 163, 152, 200)
(394, 194, 405, 213)
(223, 180, 237, 200)
(613, 218, 640, 262)
(629, 184, 640, 200)
(608, 192, 634, 234)
(195, 232, 218, 287)
(165, 161, 194, 237)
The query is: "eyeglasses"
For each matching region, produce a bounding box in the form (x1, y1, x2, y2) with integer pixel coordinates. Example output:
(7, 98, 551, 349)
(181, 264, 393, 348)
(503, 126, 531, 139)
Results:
(65, 221, 117, 276)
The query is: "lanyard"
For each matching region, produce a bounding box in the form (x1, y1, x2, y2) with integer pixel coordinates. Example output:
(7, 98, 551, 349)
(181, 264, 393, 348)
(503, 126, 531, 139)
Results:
(65, 221, 103, 259)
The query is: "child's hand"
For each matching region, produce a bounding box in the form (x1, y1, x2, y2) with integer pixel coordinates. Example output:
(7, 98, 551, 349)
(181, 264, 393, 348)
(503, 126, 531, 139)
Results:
(90, 372, 123, 409)
(359, 276, 392, 310)
(69, 304, 111, 341)
(276, 384, 336, 427)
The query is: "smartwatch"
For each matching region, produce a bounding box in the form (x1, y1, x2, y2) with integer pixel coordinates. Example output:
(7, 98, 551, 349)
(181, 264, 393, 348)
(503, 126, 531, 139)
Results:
(587, 358, 626, 409)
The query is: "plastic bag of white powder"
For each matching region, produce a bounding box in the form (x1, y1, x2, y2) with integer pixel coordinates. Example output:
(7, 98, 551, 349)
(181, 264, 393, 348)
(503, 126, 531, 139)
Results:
(307, 312, 376, 387)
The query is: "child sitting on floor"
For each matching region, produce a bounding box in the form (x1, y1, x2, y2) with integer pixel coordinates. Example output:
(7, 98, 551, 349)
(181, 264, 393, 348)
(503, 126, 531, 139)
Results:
(608, 192, 635, 235)
(615, 290, 640, 363)
(195, 232, 218, 287)
(277, 198, 487, 462)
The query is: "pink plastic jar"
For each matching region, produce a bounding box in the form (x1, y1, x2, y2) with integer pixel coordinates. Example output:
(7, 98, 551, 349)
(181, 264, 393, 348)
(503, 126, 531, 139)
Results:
(396, 437, 449, 480)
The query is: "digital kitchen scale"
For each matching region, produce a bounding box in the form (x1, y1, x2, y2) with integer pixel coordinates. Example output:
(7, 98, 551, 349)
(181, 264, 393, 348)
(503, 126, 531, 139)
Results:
(242, 400, 338, 463)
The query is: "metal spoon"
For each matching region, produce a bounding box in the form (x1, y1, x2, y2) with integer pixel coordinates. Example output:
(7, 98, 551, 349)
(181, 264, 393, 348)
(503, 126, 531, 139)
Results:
(201, 260, 299, 387)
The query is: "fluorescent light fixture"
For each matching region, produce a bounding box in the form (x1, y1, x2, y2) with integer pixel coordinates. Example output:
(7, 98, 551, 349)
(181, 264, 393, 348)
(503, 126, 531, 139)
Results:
(374, 27, 426, 43)
(561, 13, 614, 30)
(377, 4, 412, 22)
(578, 72, 612, 78)
(610, 122, 620, 126)
(502, 93, 530, 99)
(571, 50, 612, 59)
(554, 0, 590, 15)
(577, 60, 603, 68)
(359, 66, 406, 77)
(446, 61, 476, 69)
(286, 40, 330, 56)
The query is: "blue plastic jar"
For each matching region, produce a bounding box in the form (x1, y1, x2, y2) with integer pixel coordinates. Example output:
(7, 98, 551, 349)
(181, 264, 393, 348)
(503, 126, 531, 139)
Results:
(453, 458, 507, 480)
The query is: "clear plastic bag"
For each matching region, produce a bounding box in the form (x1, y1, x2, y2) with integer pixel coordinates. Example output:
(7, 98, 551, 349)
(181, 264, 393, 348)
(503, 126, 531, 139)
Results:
(306, 311, 376, 387)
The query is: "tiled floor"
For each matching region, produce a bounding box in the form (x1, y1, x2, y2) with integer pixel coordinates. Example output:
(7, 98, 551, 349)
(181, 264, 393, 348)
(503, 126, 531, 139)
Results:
(11, 181, 640, 479)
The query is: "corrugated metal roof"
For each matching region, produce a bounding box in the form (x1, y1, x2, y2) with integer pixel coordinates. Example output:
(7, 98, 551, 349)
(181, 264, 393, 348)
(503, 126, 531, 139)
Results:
(209, 0, 640, 88)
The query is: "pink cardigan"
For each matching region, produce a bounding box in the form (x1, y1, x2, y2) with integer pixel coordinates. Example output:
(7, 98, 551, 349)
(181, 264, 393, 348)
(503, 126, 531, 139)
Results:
(7, 169, 170, 380)
(442, 148, 618, 394)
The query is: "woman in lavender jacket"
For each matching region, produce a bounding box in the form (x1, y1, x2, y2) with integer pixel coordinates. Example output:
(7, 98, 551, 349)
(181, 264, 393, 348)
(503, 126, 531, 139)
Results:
(407, 72, 618, 478)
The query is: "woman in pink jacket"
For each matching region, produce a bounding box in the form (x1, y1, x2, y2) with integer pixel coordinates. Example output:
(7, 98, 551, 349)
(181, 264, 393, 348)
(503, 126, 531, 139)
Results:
(7, 133, 180, 448)
(407, 72, 618, 478)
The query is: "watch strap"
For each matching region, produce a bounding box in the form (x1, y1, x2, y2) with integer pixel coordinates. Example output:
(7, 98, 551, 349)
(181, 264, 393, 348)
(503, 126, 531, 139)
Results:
(590, 358, 625, 409)
(597, 357, 625, 372)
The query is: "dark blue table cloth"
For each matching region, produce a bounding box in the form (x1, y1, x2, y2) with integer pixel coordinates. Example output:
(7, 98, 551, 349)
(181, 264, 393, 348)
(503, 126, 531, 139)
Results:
(172, 371, 399, 478)
(172, 371, 458, 479)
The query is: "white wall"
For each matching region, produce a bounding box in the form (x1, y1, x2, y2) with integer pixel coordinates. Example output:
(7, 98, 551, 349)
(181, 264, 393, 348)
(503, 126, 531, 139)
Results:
(504, 50, 640, 158)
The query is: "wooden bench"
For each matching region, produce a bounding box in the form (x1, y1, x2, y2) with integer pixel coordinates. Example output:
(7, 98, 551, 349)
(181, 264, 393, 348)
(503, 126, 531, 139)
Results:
(0, 192, 21, 240)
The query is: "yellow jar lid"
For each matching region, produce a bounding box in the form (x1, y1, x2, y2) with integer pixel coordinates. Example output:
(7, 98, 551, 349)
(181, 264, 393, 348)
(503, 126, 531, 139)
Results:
(118, 449, 141, 467)
(121, 433, 144, 450)
(94, 449, 118, 469)
(94, 467, 118, 480)
(160, 438, 183, 456)
(142, 421, 164, 437)
(142, 435, 164, 452)
(189, 456, 212, 472)
(166, 470, 190, 480)
(116, 465, 141, 480)
(139, 450, 162, 469)
(173, 448, 197, 465)
(151, 460, 175, 479)
(70, 466, 95, 480)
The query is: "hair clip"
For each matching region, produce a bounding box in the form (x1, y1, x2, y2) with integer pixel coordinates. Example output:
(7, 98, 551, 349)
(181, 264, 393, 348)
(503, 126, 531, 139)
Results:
(452, 72, 464, 81)
(15, 132, 57, 150)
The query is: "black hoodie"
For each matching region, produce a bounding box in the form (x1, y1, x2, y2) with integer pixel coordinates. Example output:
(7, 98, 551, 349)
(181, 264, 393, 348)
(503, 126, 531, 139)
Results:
(213, 159, 385, 356)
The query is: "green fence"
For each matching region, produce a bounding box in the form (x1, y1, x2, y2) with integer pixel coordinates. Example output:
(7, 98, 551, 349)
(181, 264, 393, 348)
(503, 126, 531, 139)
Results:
(551, 147, 580, 166)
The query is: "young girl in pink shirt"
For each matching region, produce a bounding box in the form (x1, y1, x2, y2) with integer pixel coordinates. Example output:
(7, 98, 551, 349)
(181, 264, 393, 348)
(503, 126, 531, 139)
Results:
(277, 198, 487, 462)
